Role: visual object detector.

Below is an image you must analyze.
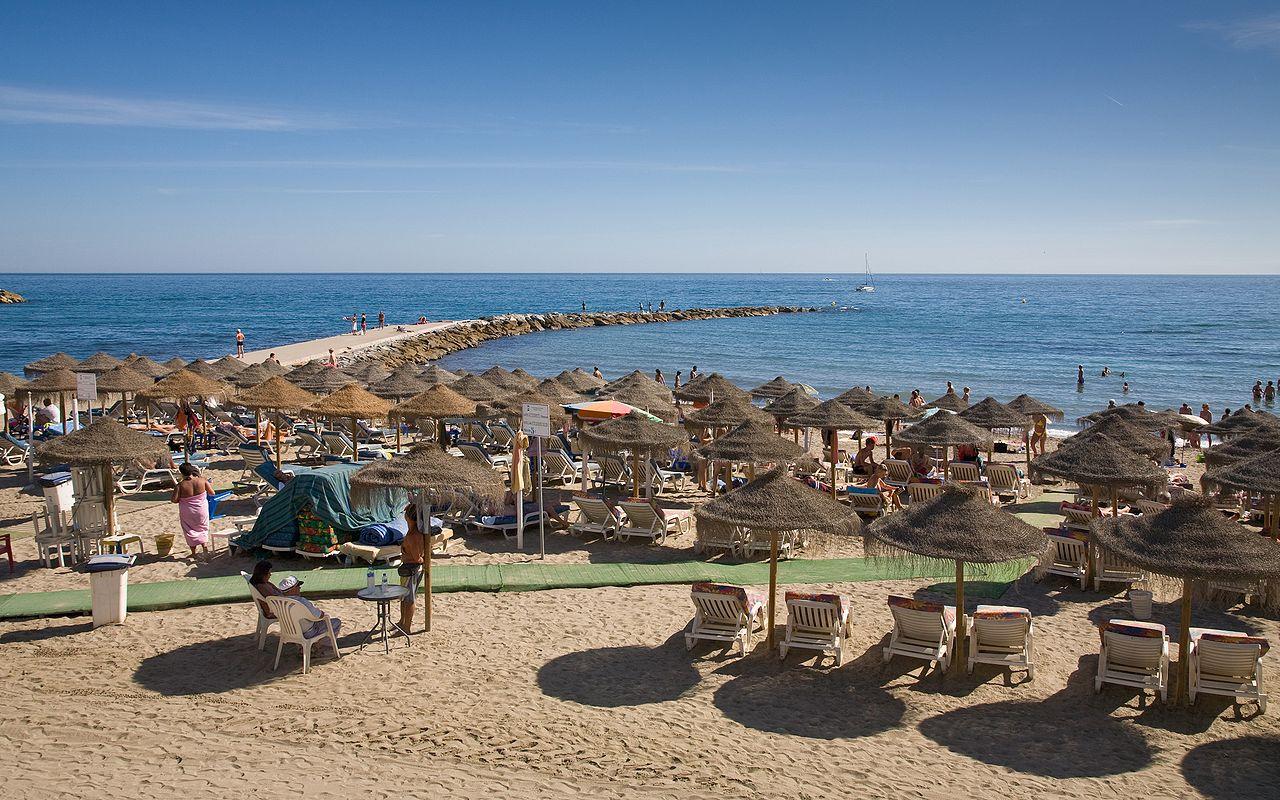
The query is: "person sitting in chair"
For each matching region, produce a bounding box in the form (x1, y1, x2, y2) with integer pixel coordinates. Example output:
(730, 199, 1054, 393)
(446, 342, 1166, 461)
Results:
(249, 560, 341, 643)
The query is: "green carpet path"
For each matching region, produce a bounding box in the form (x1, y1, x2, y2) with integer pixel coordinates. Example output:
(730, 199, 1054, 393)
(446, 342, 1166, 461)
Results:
(0, 493, 1067, 620)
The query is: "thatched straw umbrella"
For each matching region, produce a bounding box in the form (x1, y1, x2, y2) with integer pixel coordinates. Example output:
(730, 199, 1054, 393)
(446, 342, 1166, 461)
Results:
(24, 352, 79, 376)
(491, 388, 568, 425)
(1209, 450, 1280, 538)
(1094, 497, 1280, 705)
(137, 368, 230, 450)
(1204, 410, 1280, 439)
(227, 362, 274, 389)
(509, 367, 540, 388)
(556, 368, 603, 392)
(257, 357, 289, 376)
(536, 377, 586, 403)
(480, 366, 526, 391)
(1203, 432, 1280, 468)
(956, 396, 1028, 462)
(788, 399, 878, 499)
(859, 396, 923, 458)
(94, 365, 153, 422)
(211, 355, 245, 378)
(866, 484, 1049, 670)
(233, 376, 320, 466)
(122, 355, 169, 379)
(751, 376, 797, 400)
(835, 385, 876, 408)
(162, 356, 188, 371)
(673, 372, 747, 404)
(451, 374, 505, 403)
(390, 385, 477, 450)
(1066, 415, 1169, 462)
(1007, 393, 1065, 470)
(687, 398, 776, 491)
(305, 384, 392, 463)
(75, 351, 123, 373)
(578, 412, 687, 498)
(22, 368, 79, 427)
(182, 359, 222, 379)
(299, 367, 357, 395)
(928, 391, 969, 413)
(419, 364, 460, 385)
(345, 361, 391, 385)
(599, 378, 678, 422)
(763, 387, 819, 441)
(896, 412, 993, 475)
(697, 419, 808, 465)
(0, 371, 25, 429)
(350, 444, 503, 631)
(284, 360, 327, 384)
(35, 418, 170, 541)
(370, 371, 428, 400)
(696, 468, 861, 647)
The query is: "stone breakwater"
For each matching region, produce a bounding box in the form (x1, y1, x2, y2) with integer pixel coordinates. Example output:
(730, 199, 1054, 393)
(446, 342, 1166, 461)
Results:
(0, 290, 27, 304)
(348, 306, 816, 367)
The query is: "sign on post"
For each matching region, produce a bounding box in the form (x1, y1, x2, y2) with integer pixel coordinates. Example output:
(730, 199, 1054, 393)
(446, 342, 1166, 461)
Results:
(521, 403, 551, 438)
(76, 372, 98, 402)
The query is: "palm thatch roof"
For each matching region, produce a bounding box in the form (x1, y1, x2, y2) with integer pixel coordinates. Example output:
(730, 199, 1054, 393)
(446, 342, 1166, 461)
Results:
(284, 360, 327, 384)
(300, 368, 358, 395)
(536, 377, 586, 403)
(75, 352, 123, 373)
(306, 384, 393, 419)
(22, 368, 80, 394)
(1093, 495, 1280, 584)
(860, 395, 923, 422)
(683, 395, 772, 429)
(162, 357, 188, 370)
(232, 376, 319, 412)
(509, 367, 540, 388)
(1203, 432, 1280, 468)
(558, 368, 605, 391)
(451, 374, 505, 403)
(489, 388, 569, 424)
(597, 377, 677, 420)
(182, 359, 222, 379)
(1207, 450, 1280, 494)
(750, 376, 797, 400)
(419, 364, 460, 385)
(390, 385, 477, 420)
(0, 371, 26, 397)
(94, 365, 154, 395)
(695, 467, 861, 534)
(763, 387, 819, 421)
(673, 372, 747, 403)
(35, 418, 169, 466)
(896, 412, 993, 448)
(24, 352, 79, 375)
(1031, 433, 1166, 486)
(697, 419, 808, 463)
(345, 361, 391, 384)
(227, 362, 275, 389)
(1077, 404, 1178, 430)
(1007, 393, 1064, 421)
(834, 385, 876, 407)
(369, 371, 428, 399)
(577, 412, 687, 454)
(479, 366, 528, 390)
(260, 359, 289, 376)
(211, 355, 245, 377)
(927, 391, 969, 413)
(122, 355, 169, 378)
(958, 396, 1027, 430)
(1065, 415, 1168, 461)
(865, 483, 1048, 564)
(350, 444, 504, 507)
(787, 398, 877, 431)
(137, 368, 228, 400)
(1204, 410, 1280, 437)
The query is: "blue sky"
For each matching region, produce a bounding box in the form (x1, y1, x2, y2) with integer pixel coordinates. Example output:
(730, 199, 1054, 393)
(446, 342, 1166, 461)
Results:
(1, 1, 1277, 274)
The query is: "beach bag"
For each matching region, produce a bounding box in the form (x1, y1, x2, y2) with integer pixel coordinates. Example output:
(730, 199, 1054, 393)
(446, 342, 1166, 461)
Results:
(295, 504, 339, 556)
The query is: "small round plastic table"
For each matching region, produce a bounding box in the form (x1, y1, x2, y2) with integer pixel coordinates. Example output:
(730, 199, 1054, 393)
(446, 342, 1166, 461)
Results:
(356, 584, 411, 653)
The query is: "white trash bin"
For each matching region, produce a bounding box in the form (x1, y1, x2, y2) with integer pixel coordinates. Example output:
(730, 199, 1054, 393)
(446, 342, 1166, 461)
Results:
(1128, 588, 1153, 621)
(87, 554, 135, 627)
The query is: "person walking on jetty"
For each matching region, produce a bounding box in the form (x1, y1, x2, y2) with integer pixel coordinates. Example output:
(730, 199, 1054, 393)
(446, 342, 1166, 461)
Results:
(360, 313, 367, 334)
(235, 328, 245, 357)
(378, 310, 385, 328)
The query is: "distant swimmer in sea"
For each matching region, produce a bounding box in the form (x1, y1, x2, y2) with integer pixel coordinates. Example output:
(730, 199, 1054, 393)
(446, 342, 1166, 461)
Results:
(1101, 366, 1111, 377)
(581, 301, 587, 312)
(1077, 365, 1085, 385)
(962, 386, 971, 402)
(1122, 382, 1130, 393)
(1254, 381, 1264, 400)
(1268, 381, 1276, 403)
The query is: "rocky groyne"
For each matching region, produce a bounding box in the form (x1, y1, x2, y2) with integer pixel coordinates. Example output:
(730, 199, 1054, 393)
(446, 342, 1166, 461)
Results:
(0, 290, 27, 304)
(349, 306, 816, 367)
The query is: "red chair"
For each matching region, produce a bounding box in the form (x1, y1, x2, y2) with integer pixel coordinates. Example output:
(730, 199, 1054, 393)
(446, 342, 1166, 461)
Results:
(0, 533, 14, 573)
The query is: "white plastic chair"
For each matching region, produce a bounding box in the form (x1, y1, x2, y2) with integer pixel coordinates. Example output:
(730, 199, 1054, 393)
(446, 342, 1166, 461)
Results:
(947, 462, 981, 483)
(685, 583, 765, 656)
(780, 592, 852, 665)
(985, 463, 1025, 502)
(541, 450, 599, 486)
(693, 521, 741, 558)
(846, 487, 886, 518)
(1188, 628, 1269, 713)
(883, 459, 913, 490)
(966, 605, 1034, 679)
(262, 595, 341, 674)
(1091, 545, 1147, 592)
(1094, 619, 1169, 702)
(907, 482, 944, 504)
(883, 595, 956, 672)
(241, 571, 278, 651)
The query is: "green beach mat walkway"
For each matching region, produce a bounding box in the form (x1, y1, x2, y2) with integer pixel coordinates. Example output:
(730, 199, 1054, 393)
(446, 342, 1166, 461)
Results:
(0, 494, 1066, 620)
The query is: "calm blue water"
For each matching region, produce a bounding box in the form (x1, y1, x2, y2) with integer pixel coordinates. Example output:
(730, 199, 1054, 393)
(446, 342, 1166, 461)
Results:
(1, 272, 1277, 426)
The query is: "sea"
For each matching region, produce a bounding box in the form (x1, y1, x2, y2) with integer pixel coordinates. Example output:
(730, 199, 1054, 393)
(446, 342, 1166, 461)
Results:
(1, 272, 1277, 429)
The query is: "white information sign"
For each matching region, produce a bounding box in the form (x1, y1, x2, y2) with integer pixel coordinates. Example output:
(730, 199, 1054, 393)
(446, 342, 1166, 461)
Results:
(521, 403, 551, 438)
(75, 372, 98, 402)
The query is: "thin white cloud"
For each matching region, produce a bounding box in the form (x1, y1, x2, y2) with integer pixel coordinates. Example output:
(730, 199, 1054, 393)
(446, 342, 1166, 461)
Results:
(1103, 94, 1125, 107)
(0, 85, 351, 130)
(1186, 12, 1280, 52)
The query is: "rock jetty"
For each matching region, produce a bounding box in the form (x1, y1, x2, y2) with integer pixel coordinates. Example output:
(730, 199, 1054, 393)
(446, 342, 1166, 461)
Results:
(0, 290, 26, 304)
(350, 306, 816, 367)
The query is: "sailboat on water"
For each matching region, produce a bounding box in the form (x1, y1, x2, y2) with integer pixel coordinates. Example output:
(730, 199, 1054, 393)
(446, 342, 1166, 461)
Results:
(856, 254, 875, 293)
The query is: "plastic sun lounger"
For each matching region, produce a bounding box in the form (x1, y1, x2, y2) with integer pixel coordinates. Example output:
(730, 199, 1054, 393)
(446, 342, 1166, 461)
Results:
(615, 500, 691, 545)
(883, 595, 956, 674)
(569, 495, 620, 537)
(1042, 531, 1089, 589)
(966, 605, 1035, 679)
(780, 591, 852, 666)
(1188, 628, 1269, 713)
(685, 583, 765, 656)
(1095, 619, 1169, 702)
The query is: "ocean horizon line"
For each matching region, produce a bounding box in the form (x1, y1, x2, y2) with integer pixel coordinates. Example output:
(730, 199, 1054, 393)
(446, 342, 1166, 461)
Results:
(2, 270, 1278, 279)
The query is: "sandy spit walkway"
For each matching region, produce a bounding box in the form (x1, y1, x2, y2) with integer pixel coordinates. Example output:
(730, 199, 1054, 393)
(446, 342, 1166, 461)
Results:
(240, 320, 464, 366)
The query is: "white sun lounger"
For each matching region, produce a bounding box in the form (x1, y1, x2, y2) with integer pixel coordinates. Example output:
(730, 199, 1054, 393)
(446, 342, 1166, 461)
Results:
(883, 595, 956, 673)
(568, 495, 620, 538)
(966, 605, 1034, 679)
(1095, 619, 1169, 702)
(685, 582, 765, 656)
(616, 500, 691, 545)
(1043, 531, 1089, 590)
(1188, 628, 1269, 713)
(781, 591, 852, 666)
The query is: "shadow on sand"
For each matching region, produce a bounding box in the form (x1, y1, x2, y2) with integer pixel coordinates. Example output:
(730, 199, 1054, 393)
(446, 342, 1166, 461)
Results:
(134, 630, 353, 694)
(537, 633, 701, 708)
(1181, 736, 1280, 798)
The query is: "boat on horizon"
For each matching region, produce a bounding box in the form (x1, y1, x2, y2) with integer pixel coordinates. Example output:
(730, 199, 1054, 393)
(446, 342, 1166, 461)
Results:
(856, 254, 875, 293)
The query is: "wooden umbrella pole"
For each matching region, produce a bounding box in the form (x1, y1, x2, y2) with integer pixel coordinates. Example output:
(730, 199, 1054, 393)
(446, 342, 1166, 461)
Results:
(632, 450, 641, 499)
(102, 462, 116, 537)
(1177, 582, 1193, 706)
(828, 429, 837, 500)
(766, 529, 779, 649)
(122, 394, 130, 424)
(952, 560, 966, 671)
(395, 417, 401, 453)
(1024, 428, 1031, 472)
(274, 413, 283, 468)
(351, 418, 360, 463)
(255, 409, 262, 445)
(425, 508, 434, 632)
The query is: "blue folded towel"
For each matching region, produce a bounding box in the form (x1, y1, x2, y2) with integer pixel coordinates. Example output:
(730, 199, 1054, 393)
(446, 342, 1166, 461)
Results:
(358, 514, 410, 546)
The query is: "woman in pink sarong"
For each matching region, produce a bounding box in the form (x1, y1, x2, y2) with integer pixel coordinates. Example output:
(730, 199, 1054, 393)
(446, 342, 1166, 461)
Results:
(170, 463, 215, 560)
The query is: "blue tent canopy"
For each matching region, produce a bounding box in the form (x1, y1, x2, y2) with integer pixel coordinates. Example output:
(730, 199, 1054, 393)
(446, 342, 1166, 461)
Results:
(234, 463, 402, 551)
